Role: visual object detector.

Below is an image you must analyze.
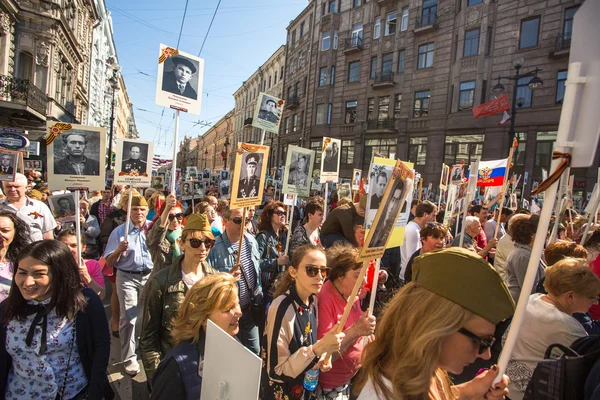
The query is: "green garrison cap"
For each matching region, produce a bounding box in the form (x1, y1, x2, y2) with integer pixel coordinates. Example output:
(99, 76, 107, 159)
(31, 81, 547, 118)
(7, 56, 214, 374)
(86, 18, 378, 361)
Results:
(413, 247, 515, 324)
(183, 214, 214, 239)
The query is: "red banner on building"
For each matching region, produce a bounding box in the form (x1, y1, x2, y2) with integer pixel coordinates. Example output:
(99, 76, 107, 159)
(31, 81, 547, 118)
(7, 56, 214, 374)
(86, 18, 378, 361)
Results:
(472, 93, 510, 120)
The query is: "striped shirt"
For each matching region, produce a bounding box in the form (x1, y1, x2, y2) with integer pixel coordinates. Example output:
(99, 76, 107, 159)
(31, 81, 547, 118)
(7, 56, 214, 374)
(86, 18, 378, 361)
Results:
(231, 241, 256, 307)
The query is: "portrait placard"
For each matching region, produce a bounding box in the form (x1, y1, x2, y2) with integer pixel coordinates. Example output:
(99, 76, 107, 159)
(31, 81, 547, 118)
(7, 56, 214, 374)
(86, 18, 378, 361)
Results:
(220, 170, 229, 181)
(180, 180, 194, 199)
(352, 169, 362, 191)
(114, 138, 154, 187)
(320, 137, 341, 183)
(186, 166, 199, 180)
(0, 150, 18, 181)
(282, 145, 315, 198)
(46, 122, 106, 191)
(360, 161, 414, 261)
(220, 180, 230, 199)
(48, 192, 77, 224)
(202, 168, 211, 181)
(24, 159, 42, 172)
(151, 175, 165, 190)
(230, 143, 270, 209)
(440, 164, 450, 191)
(251, 92, 284, 134)
(443, 184, 457, 226)
(193, 180, 204, 197)
(450, 164, 464, 185)
(155, 44, 204, 116)
(284, 194, 295, 206)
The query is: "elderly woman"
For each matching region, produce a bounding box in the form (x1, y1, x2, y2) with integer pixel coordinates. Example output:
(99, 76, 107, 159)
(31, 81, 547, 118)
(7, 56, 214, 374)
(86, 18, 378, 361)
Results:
(355, 247, 513, 400)
(141, 213, 217, 380)
(146, 193, 184, 273)
(316, 244, 376, 399)
(505, 215, 546, 302)
(289, 196, 325, 258)
(506, 258, 600, 399)
(256, 201, 289, 298)
(404, 222, 448, 283)
(151, 273, 242, 400)
(495, 212, 530, 281)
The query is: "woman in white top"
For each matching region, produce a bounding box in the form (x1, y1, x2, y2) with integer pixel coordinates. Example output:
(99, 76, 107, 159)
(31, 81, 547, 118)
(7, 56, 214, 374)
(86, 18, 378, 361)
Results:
(505, 258, 600, 400)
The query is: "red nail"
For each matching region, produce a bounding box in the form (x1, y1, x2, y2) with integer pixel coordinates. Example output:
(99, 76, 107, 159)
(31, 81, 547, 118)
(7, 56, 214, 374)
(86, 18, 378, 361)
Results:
(476, 368, 488, 376)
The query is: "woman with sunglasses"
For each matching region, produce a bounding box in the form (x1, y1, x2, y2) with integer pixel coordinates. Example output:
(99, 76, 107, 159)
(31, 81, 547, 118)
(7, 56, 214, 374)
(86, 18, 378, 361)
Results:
(262, 244, 345, 400)
(355, 247, 514, 400)
(140, 213, 217, 381)
(289, 197, 324, 259)
(195, 201, 222, 237)
(146, 193, 185, 274)
(403, 222, 448, 283)
(505, 258, 600, 400)
(256, 201, 289, 300)
(316, 244, 376, 399)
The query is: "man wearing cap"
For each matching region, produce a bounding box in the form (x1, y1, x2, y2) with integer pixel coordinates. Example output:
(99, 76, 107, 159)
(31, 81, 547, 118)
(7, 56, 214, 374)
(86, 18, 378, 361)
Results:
(320, 195, 366, 248)
(104, 195, 153, 376)
(238, 153, 260, 198)
(258, 98, 279, 123)
(122, 144, 147, 173)
(162, 56, 198, 100)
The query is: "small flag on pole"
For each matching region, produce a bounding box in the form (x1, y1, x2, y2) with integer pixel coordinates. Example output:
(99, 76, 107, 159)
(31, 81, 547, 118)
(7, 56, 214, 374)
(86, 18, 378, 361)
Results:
(499, 110, 511, 125)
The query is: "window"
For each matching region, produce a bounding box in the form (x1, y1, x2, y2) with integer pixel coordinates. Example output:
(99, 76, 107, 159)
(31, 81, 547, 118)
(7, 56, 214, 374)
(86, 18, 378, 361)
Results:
(421, 0, 438, 25)
(18, 52, 33, 80)
(398, 49, 405, 72)
(370, 57, 377, 79)
(328, 0, 336, 13)
(393, 94, 402, 119)
(464, 28, 480, 57)
(414, 90, 430, 117)
(516, 76, 533, 108)
(351, 24, 363, 45)
(348, 61, 360, 82)
(280, 66, 284, 80)
(417, 43, 435, 69)
(378, 96, 390, 120)
(300, 21, 305, 37)
(467, 0, 483, 5)
(319, 67, 328, 87)
(268, 76, 272, 88)
(374, 18, 381, 39)
(556, 70, 567, 104)
(298, 53, 303, 69)
(459, 81, 475, 110)
(401, 8, 409, 31)
(316, 104, 328, 125)
(322, 31, 331, 51)
(345, 100, 357, 124)
(519, 17, 540, 49)
(385, 12, 397, 36)
(353, 0, 360, 8)
(284, 117, 290, 134)
(341, 140, 354, 164)
(382, 53, 393, 74)
(444, 134, 484, 166)
(408, 137, 427, 166)
(485, 27, 493, 56)
(292, 114, 298, 132)
(311, 141, 322, 165)
(333, 30, 339, 49)
(330, 66, 336, 85)
(535, 132, 557, 169)
(363, 139, 398, 167)
(563, 7, 578, 42)
(514, 132, 527, 166)
(367, 98, 374, 121)
(291, 30, 296, 46)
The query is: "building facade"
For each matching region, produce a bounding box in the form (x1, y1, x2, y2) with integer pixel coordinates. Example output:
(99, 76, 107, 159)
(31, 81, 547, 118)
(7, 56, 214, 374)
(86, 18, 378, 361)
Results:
(233, 45, 286, 170)
(278, 0, 594, 206)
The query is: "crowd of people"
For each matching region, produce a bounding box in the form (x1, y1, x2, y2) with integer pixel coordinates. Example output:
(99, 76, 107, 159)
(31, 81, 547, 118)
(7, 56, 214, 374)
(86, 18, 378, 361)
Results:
(0, 170, 599, 400)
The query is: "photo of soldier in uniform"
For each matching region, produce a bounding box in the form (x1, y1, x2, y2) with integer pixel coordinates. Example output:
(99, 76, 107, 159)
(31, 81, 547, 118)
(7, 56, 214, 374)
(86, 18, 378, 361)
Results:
(203, 169, 210, 180)
(161, 55, 199, 100)
(257, 96, 280, 124)
(152, 176, 165, 190)
(440, 164, 450, 190)
(322, 145, 338, 173)
(220, 180, 230, 197)
(48, 193, 77, 223)
(237, 153, 262, 198)
(194, 181, 203, 196)
(451, 165, 463, 185)
(187, 167, 198, 180)
(352, 169, 361, 191)
(287, 152, 310, 186)
(0, 152, 17, 182)
(53, 130, 100, 176)
(251, 92, 284, 134)
(220, 170, 229, 181)
(230, 144, 270, 209)
(181, 181, 193, 196)
(283, 145, 315, 198)
(121, 142, 148, 173)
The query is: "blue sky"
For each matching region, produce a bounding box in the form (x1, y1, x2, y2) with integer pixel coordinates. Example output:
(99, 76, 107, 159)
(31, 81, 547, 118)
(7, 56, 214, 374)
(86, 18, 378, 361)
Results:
(108, 0, 307, 158)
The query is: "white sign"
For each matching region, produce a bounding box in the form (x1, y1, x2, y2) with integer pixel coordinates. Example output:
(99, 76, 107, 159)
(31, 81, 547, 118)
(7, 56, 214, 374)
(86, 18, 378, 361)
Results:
(114, 138, 154, 187)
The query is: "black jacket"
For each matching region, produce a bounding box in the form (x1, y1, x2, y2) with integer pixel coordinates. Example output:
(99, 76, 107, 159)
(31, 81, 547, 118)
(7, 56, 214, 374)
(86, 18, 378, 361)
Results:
(0, 288, 113, 400)
(162, 72, 197, 100)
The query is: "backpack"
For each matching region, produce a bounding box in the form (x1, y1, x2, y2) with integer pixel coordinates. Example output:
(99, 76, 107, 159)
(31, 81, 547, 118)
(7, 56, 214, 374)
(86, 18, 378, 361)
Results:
(523, 335, 600, 400)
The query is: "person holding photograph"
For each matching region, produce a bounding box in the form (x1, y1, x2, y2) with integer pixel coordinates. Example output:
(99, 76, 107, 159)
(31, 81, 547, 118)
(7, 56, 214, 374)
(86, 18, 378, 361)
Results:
(238, 153, 260, 198)
(146, 193, 184, 274)
(256, 202, 289, 300)
(161, 56, 197, 99)
(258, 98, 279, 123)
(78, 199, 101, 259)
(288, 154, 309, 186)
(54, 132, 99, 176)
(289, 197, 324, 258)
(121, 144, 147, 173)
(0, 154, 14, 175)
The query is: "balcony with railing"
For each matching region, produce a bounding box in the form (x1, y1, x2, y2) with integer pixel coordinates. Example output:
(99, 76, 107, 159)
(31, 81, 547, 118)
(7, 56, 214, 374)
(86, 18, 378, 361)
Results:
(0, 75, 48, 120)
(415, 12, 438, 33)
(286, 94, 300, 109)
(343, 36, 363, 54)
(551, 32, 572, 57)
(372, 71, 396, 89)
(367, 118, 397, 132)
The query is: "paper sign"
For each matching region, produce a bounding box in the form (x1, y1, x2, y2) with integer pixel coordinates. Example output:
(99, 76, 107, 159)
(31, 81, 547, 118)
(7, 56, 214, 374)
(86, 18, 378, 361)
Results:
(114, 138, 154, 187)
(230, 143, 270, 209)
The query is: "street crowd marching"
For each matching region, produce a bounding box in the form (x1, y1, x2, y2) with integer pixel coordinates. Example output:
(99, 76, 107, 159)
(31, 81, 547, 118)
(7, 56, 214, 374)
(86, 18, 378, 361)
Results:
(1, 161, 600, 400)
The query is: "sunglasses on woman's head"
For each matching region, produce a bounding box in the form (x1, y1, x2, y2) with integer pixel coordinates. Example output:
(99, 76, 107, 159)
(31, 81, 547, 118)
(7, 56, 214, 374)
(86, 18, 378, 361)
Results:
(458, 328, 496, 355)
(304, 265, 331, 278)
(184, 238, 214, 249)
(273, 210, 286, 216)
(168, 213, 184, 221)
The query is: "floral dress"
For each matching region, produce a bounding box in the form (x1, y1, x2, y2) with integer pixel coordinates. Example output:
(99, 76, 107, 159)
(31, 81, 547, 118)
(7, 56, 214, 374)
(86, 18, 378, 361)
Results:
(5, 299, 88, 399)
(261, 285, 319, 400)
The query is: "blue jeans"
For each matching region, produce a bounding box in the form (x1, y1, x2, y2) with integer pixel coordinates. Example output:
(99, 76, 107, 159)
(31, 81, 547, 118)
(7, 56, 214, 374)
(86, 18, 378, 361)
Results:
(237, 305, 260, 355)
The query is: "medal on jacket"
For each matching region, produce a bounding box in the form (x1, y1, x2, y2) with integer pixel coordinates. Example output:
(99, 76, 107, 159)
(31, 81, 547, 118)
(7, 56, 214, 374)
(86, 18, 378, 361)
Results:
(276, 241, 282, 255)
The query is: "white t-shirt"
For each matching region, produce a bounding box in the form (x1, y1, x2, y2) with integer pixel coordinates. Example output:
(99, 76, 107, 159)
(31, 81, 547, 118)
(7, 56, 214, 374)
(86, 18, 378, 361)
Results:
(504, 294, 587, 400)
(400, 221, 421, 280)
(357, 376, 392, 400)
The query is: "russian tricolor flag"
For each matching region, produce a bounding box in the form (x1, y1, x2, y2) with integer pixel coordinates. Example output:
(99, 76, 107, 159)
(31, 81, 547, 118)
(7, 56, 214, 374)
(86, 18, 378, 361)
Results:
(466, 159, 508, 187)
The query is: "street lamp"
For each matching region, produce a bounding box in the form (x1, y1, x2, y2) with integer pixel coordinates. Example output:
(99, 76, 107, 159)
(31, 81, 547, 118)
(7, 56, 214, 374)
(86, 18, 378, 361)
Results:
(223, 137, 230, 170)
(106, 56, 120, 170)
(491, 56, 544, 156)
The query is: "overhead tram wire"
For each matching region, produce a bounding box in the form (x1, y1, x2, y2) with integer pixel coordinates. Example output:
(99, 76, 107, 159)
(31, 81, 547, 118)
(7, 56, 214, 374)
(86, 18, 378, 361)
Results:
(176, 0, 190, 49)
(198, 0, 222, 57)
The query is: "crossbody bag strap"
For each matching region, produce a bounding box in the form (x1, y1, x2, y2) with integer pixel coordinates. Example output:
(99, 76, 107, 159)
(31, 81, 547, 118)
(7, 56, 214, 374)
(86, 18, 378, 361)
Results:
(57, 321, 77, 400)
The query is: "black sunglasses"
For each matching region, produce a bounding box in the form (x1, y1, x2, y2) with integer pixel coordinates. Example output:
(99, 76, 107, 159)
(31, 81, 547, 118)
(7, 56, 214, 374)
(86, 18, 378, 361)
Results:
(168, 213, 184, 221)
(184, 238, 214, 249)
(230, 217, 243, 224)
(304, 265, 331, 278)
(273, 210, 286, 216)
(458, 328, 496, 355)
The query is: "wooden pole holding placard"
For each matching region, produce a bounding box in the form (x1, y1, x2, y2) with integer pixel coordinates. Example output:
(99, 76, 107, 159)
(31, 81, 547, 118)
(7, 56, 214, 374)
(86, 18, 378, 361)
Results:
(323, 182, 329, 220)
(123, 185, 134, 245)
(493, 146, 515, 239)
(548, 170, 570, 243)
(417, 178, 423, 202)
(170, 110, 180, 194)
(236, 208, 248, 266)
(74, 189, 82, 265)
(283, 195, 296, 255)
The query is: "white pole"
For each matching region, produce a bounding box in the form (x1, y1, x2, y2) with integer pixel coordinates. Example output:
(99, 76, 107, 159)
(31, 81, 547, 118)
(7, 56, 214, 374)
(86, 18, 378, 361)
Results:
(283, 194, 295, 255)
(459, 161, 479, 248)
(323, 182, 329, 219)
(171, 110, 180, 194)
(260, 129, 266, 146)
(122, 185, 134, 257)
(74, 190, 82, 264)
(549, 169, 570, 243)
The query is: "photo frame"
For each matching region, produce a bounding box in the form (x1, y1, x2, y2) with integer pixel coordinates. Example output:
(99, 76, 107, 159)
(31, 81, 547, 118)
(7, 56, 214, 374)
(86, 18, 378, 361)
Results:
(282, 145, 315, 198)
(155, 44, 204, 116)
(220, 180, 230, 199)
(46, 122, 106, 190)
(450, 164, 463, 185)
(320, 137, 341, 183)
(220, 170, 229, 181)
(48, 192, 77, 224)
(24, 159, 42, 172)
(0, 150, 19, 182)
(440, 164, 450, 191)
(352, 169, 361, 191)
(230, 143, 270, 209)
(202, 168, 211, 181)
(114, 138, 154, 187)
(361, 161, 414, 261)
(187, 166, 199, 180)
(180, 180, 195, 199)
(251, 92, 284, 134)
(151, 175, 165, 190)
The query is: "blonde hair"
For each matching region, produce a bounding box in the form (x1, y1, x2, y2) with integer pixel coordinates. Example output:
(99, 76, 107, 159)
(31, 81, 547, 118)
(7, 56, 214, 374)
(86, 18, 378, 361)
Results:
(337, 197, 352, 207)
(544, 258, 600, 298)
(148, 191, 165, 210)
(117, 188, 141, 210)
(355, 283, 472, 400)
(171, 273, 238, 345)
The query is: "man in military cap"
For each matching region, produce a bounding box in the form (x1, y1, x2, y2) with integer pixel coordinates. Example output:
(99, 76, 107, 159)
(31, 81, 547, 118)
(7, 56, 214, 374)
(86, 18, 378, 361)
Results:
(257, 98, 279, 123)
(162, 56, 198, 100)
(122, 144, 147, 173)
(238, 153, 261, 198)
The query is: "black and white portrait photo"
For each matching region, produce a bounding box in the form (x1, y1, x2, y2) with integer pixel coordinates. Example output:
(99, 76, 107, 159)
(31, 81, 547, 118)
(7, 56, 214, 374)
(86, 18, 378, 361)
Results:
(230, 144, 270, 209)
(114, 138, 154, 187)
(53, 130, 100, 176)
(121, 141, 149, 173)
(24, 159, 42, 172)
(282, 146, 315, 198)
(187, 166, 198, 180)
(320, 137, 341, 184)
(237, 152, 262, 198)
(370, 170, 390, 210)
(181, 181, 193, 196)
(203, 168, 210, 180)
(48, 193, 77, 223)
(161, 55, 199, 100)
(287, 152, 310, 186)
(220, 170, 229, 181)
(251, 92, 284, 134)
(257, 95, 280, 124)
(220, 180, 230, 197)
(451, 165, 463, 185)
(152, 176, 165, 190)
(194, 181, 203, 196)
(352, 169, 361, 191)
(0, 151, 17, 182)
(440, 164, 449, 190)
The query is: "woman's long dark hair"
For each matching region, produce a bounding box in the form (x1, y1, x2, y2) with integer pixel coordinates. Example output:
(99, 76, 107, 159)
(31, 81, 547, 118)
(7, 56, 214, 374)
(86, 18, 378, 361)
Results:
(257, 201, 287, 233)
(0, 211, 31, 262)
(3, 240, 87, 323)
